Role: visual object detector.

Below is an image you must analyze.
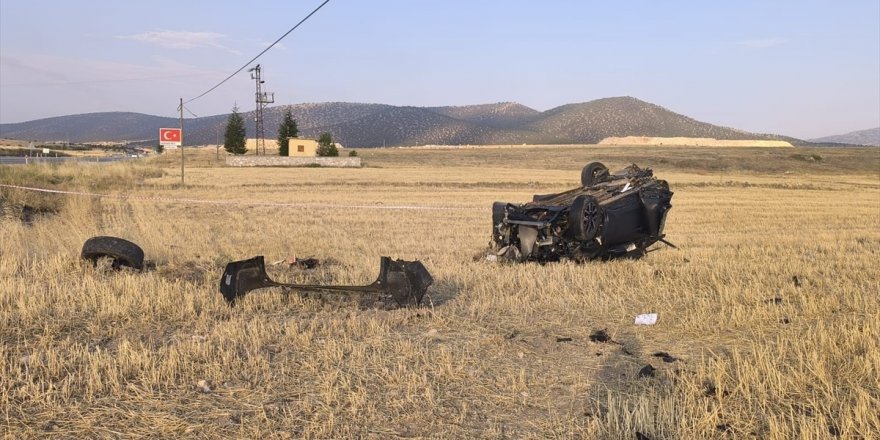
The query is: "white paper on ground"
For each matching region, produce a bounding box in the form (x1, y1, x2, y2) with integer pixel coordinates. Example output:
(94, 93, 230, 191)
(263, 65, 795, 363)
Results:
(634, 313, 658, 325)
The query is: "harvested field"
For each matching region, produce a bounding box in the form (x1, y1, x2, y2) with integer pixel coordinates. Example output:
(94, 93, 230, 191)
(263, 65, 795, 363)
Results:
(598, 136, 793, 148)
(1, 145, 879, 438)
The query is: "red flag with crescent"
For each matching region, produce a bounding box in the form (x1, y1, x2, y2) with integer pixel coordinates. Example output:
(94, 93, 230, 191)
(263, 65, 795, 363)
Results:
(159, 128, 182, 146)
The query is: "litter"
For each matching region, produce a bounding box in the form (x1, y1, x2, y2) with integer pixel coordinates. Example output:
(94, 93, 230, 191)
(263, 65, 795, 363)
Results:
(634, 313, 658, 325)
(651, 352, 678, 363)
(589, 329, 612, 343)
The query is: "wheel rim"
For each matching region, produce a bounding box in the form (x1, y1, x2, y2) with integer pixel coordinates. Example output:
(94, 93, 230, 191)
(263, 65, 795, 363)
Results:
(582, 199, 600, 238)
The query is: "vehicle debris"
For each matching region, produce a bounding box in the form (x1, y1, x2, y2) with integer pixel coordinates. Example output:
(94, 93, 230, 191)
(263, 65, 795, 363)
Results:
(634, 313, 659, 325)
(196, 379, 212, 393)
(271, 255, 321, 269)
(220, 256, 433, 307)
(291, 257, 320, 269)
(81, 236, 145, 270)
(651, 352, 678, 363)
(638, 364, 656, 378)
(489, 162, 674, 262)
(589, 329, 612, 343)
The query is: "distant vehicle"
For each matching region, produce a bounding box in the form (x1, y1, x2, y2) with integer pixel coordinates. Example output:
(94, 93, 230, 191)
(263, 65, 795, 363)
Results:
(489, 162, 674, 262)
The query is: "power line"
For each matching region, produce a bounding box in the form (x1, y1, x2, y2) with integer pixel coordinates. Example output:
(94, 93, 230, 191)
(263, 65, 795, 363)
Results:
(182, 105, 199, 118)
(184, 0, 331, 105)
(0, 73, 218, 88)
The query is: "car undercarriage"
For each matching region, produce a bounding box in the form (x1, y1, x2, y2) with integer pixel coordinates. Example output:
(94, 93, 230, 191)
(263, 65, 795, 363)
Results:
(489, 162, 674, 262)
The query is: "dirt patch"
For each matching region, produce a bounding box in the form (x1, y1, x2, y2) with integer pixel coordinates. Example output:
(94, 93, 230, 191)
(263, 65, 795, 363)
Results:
(0, 199, 58, 225)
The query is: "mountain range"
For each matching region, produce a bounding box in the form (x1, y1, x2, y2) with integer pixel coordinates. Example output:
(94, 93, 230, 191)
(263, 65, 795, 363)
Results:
(0, 97, 806, 147)
(810, 127, 880, 147)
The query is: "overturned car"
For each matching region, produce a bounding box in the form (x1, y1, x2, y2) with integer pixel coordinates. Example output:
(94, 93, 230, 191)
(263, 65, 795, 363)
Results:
(489, 162, 674, 262)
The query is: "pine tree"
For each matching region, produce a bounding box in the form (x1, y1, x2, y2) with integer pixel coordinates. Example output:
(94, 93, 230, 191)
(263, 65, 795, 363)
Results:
(276, 107, 299, 156)
(224, 105, 247, 155)
(316, 132, 338, 157)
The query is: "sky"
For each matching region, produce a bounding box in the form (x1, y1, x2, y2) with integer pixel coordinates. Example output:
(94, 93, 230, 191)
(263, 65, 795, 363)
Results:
(0, 0, 878, 139)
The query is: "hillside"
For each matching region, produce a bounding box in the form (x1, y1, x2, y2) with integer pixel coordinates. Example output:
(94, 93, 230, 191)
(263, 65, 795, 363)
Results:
(528, 97, 788, 144)
(426, 102, 541, 128)
(0, 97, 801, 147)
(311, 106, 500, 147)
(0, 112, 179, 144)
(810, 127, 880, 146)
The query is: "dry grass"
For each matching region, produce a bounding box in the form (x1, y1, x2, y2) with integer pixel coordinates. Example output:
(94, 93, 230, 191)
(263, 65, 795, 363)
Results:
(0, 162, 164, 215)
(598, 136, 793, 148)
(1, 145, 879, 438)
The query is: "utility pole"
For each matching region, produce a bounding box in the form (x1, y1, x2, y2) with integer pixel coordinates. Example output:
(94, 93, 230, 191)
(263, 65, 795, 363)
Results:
(179, 97, 185, 185)
(248, 64, 274, 155)
(216, 122, 221, 160)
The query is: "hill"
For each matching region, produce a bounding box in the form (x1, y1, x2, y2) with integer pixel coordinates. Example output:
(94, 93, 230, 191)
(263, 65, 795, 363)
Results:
(527, 97, 793, 144)
(0, 112, 179, 144)
(810, 127, 880, 146)
(311, 106, 500, 147)
(426, 102, 541, 128)
(0, 97, 801, 147)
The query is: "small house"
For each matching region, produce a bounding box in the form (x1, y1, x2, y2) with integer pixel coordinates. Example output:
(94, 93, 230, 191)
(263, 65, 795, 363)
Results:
(286, 138, 319, 157)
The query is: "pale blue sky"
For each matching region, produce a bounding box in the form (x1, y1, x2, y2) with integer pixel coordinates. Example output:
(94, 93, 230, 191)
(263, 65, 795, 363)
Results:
(1, 0, 878, 139)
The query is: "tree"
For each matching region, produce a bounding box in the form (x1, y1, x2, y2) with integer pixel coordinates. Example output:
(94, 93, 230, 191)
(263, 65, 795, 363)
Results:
(155, 143, 164, 154)
(276, 107, 299, 156)
(224, 105, 247, 155)
(316, 132, 338, 157)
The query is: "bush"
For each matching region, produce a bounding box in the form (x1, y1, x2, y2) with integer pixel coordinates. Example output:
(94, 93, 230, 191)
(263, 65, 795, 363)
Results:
(348, 150, 358, 157)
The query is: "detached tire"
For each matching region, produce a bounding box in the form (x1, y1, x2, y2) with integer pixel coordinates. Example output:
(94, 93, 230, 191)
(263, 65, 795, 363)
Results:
(81, 236, 144, 270)
(568, 195, 603, 241)
(581, 162, 609, 187)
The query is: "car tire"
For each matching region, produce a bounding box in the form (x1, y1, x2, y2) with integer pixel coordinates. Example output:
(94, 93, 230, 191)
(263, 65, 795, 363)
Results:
(81, 236, 145, 270)
(568, 195, 602, 241)
(581, 162, 609, 187)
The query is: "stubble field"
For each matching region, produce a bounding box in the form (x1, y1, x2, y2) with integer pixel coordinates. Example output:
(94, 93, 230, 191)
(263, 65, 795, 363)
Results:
(1, 145, 879, 439)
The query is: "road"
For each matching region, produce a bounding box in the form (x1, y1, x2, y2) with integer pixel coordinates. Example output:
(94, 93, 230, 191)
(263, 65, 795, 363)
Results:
(0, 156, 137, 165)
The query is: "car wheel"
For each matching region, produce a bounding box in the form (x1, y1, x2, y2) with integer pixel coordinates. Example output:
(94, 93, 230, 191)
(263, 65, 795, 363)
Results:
(568, 195, 602, 241)
(81, 236, 145, 270)
(581, 162, 609, 187)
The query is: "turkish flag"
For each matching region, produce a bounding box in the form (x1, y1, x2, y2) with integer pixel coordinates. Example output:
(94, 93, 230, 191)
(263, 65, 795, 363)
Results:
(160, 128, 182, 143)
